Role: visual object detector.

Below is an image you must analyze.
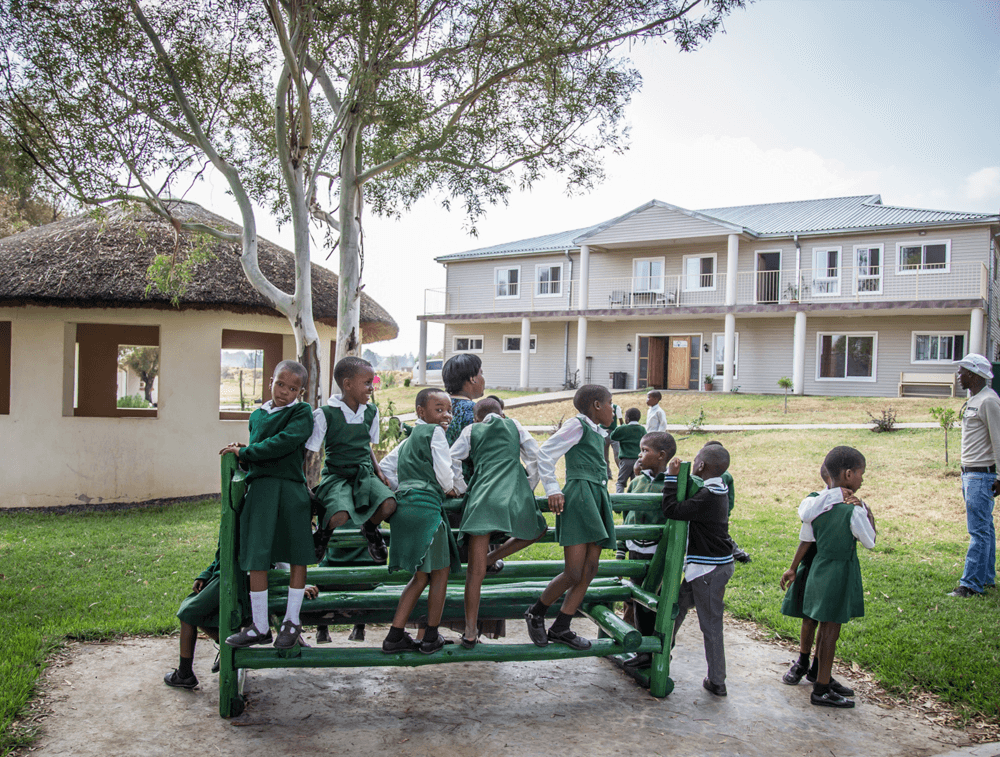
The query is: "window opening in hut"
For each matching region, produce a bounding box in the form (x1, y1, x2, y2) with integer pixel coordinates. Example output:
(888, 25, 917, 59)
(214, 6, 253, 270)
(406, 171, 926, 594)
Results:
(73, 324, 160, 418)
(220, 330, 283, 420)
(0, 321, 10, 415)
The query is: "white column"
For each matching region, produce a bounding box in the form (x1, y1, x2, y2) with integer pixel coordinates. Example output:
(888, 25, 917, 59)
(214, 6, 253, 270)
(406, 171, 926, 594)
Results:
(970, 307, 985, 355)
(415, 320, 428, 384)
(579, 244, 591, 310)
(792, 311, 807, 395)
(726, 234, 739, 306)
(723, 313, 736, 392)
(575, 316, 588, 385)
(519, 317, 531, 389)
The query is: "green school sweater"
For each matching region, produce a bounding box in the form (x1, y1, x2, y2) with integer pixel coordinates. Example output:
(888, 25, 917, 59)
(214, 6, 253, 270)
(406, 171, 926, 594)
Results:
(609, 422, 646, 459)
(240, 402, 314, 483)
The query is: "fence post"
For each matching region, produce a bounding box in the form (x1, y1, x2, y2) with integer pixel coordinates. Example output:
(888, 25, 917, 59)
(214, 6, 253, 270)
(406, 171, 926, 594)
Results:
(218, 454, 247, 718)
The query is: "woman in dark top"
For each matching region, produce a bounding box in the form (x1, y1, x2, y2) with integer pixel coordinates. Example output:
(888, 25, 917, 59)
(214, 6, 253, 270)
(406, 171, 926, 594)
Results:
(443, 353, 485, 444)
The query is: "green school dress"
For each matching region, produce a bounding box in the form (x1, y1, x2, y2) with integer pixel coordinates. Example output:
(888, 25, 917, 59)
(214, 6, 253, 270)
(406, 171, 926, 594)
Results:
(557, 418, 617, 549)
(460, 416, 547, 540)
(609, 423, 646, 459)
(176, 547, 236, 628)
(800, 501, 866, 624)
(314, 402, 394, 527)
(239, 402, 315, 571)
(780, 491, 820, 620)
(388, 424, 461, 575)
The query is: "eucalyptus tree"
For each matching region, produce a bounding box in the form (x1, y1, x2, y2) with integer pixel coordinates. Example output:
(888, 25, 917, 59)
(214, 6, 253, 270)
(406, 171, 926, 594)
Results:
(1, 0, 744, 403)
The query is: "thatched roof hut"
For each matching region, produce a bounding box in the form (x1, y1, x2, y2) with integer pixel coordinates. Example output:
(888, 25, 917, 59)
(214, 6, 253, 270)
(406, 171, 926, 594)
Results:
(0, 200, 398, 342)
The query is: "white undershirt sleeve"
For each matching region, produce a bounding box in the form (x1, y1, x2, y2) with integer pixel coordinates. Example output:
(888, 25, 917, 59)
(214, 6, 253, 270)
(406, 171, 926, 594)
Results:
(430, 426, 455, 492)
(379, 443, 401, 490)
(850, 504, 877, 549)
(369, 405, 381, 445)
(537, 419, 584, 496)
(305, 407, 327, 452)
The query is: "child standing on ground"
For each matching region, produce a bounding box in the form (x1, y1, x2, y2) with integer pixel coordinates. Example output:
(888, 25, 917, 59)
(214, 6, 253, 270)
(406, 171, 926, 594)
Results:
(799, 446, 876, 708)
(693, 440, 750, 563)
(378, 388, 462, 653)
(451, 397, 553, 648)
(308, 357, 397, 565)
(525, 385, 618, 650)
(221, 360, 315, 650)
(662, 443, 734, 696)
(610, 408, 646, 493)
(645, 390, 667, 434)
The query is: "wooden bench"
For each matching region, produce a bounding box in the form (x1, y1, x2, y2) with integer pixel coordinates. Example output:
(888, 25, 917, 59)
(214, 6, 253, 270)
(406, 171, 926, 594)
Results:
(215, 454, 693, 717)
(898, 371, 956, 398)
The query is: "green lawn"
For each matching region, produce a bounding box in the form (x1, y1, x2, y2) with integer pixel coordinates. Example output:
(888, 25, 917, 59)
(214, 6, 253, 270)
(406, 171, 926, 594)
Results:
(2, 426, 997, 753)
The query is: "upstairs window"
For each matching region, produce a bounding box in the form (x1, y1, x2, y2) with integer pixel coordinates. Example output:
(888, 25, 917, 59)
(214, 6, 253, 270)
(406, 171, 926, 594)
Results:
(855, 245, 882, 294)
(453, 335, 484, 353)
(633, 257, 665, 293)
(535, 264, 563, 297)
(898, 240, 950, 273)
(503, 334, 537, 353)
(683, 254, 716, 291)
(0, 321, 9, 415)
(812, 247, 841, 296)
(912, 332, 966, 363)
(495, 266, 520, 299)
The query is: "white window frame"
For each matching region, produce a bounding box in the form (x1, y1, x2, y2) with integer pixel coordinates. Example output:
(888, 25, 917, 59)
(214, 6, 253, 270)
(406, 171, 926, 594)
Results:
(711, 332, 739, 379)
(811, 247, 842, 297)
(452, 335, 484, 354)
(815, 331, 878, 382)
(632, 257, 666, 294)
(534, 263, 563, 297)
(502, 334, 537, 353)
(910, 331, 968, 364)
(494, 265, 521, 299)
(682, 253, 718, 292)
(853, 244, 883, 295)
(896, 239, 951, 274)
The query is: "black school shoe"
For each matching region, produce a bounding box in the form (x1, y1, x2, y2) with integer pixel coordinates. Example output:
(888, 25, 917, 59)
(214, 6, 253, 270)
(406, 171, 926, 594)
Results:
(524, 610, 549, 646)
(164, 669, 199, 689)
(363, 524, 389, 564)
(948, 585, 981, 598)
(315, 626, 332, 644)
(348, 624, 366, 642)
(811, 688, 855, 708)
(783, 659, 809, 685)
(381, 632, 421, 653)
(703, 678, 727, 696)
(313, 527, 333, 563)
(804, 669, 854, 697)
(211, 650, 221, 674)
(546, 628, 592, 650)
(486, 559, 505, 574)
(420, 636, 447, 655)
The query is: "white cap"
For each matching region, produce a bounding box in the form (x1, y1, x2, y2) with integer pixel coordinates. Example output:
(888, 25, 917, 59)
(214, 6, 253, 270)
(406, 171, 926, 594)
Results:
(955, 353, 993, 380)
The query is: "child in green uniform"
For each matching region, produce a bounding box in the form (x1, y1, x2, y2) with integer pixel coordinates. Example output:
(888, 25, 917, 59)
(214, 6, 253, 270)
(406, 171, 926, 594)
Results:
(525, 385, 617, 650)
(378, 388, 462, 654)
(451, 397, 553, 648)
(798, 446, 876, 708)
(609, 408, 645, 493)
(221, 360, 315, 650)
(308, 357, 397, 565)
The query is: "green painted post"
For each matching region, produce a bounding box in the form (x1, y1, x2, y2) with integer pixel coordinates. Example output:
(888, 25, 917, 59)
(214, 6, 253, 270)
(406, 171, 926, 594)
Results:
(218, 454, 246, 718)
(648, 462, 691, 698)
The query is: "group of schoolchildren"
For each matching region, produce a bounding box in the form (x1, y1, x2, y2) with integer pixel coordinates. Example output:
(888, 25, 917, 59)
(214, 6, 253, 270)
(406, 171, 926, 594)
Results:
(167, 357, 877, 711)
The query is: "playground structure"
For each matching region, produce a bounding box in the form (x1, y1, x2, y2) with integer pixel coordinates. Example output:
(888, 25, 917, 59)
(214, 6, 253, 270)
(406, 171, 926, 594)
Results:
(216, 455, 693, 717)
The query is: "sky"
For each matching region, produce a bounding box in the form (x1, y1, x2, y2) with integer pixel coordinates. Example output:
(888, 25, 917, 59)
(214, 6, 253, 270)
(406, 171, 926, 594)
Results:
(191, 0, 1000, 356)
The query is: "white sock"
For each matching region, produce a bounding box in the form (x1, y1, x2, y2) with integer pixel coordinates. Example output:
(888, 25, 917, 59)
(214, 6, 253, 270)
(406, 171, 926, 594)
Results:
(284, 588, 305, 626)
(250, 590, 269, 634)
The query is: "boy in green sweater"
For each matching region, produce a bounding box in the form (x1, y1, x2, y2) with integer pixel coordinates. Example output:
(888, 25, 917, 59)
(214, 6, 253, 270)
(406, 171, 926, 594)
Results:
(221, 360, 316, 650)
(610, 407, 645, 493)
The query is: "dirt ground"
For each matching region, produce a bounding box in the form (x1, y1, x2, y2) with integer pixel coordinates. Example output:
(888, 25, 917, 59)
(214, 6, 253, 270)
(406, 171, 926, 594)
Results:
(22, 617, 999, 757)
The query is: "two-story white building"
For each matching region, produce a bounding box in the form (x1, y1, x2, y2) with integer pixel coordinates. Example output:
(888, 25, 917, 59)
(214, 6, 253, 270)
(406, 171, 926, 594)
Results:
(416, 195, 1000, 397)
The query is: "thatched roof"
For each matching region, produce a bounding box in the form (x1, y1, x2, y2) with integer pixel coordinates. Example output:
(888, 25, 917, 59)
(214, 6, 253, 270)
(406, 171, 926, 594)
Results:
(0, 201, 398, 343)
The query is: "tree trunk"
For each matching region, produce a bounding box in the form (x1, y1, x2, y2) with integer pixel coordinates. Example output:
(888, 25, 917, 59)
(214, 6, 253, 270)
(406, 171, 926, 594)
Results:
(944, 429, 949, 465)
(336, 120, 363, 362)
(143, 373, 154, 403)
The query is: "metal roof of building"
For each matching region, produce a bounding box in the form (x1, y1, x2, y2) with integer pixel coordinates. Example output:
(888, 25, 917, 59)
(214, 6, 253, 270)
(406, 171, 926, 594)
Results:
(436, 195, 998, 262)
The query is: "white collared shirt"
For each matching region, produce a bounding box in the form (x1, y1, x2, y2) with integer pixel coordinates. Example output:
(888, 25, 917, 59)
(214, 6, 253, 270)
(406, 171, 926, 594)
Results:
(450, 413, 554, 494)
(305, 394, 379, 452)
(537, 414, 608, 496)
(259, 399, 299, 415)
(799, 487, 876, 549)
(645, 404, 667, 433)
(379, 420, 455, 492)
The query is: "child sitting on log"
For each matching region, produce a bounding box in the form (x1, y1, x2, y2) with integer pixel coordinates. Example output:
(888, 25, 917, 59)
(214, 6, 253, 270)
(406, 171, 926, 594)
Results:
(662, 442, 734, 696)
(450, 396, 555, 648)
(377, 388, 463, 653)
(797, 446, 876, 708)
(525, 384, 618, 650)
(307, 357, 397, 565)
(220, 360, 316, 650)
(615, 431, 676, 669)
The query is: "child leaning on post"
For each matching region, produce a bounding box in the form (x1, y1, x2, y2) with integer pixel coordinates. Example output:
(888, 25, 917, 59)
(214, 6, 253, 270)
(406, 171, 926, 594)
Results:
(377, 388, 463, 654)
(525, 384, 618, 651)
(220, 360, 316, 651)
(609, 407, 646, 493)
(691, 440, 750, 564)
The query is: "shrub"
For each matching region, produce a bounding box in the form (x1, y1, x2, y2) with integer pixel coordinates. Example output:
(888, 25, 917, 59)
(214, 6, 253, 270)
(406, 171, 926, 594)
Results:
(867, 406, 897, 433)
(116, 393, 151, 409)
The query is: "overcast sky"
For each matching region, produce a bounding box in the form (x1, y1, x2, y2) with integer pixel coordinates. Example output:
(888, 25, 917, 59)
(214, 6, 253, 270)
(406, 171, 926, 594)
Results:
(193, 0, 1000, 356)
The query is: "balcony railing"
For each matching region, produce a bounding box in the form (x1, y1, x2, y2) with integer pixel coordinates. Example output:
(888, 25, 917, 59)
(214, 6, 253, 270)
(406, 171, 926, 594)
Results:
(424, 261, 987, 316)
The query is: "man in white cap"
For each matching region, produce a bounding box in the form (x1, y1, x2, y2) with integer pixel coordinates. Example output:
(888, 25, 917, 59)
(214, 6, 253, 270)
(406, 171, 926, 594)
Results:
(951, 354, 999, 597)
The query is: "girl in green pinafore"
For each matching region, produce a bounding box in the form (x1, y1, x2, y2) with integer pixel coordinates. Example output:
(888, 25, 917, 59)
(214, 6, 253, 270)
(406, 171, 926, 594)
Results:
(524, 384, 617, 651)
(450, 397, 553, 648)
(306, 357, 397, 565)
(377, 388, 462, 654)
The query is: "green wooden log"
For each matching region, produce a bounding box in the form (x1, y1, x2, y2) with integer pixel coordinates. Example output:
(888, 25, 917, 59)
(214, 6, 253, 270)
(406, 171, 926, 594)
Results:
(439, 493, 662, 513)
(218, 455, 246, 718)
(624, 581, 659, 613)
(233, 636, 663, 669)
(320, 523, 665, 549)
(581, 604, 642, 652)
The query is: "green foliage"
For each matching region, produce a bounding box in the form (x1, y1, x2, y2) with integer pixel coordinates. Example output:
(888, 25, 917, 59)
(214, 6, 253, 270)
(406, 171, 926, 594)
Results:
(374, 399, 404, 456)
(403, 378, 411, 387)
(144, 232, 216, 307)
(116, 393, 151, 409)
(777, 376, 793, 413)
(377, 372, 397, 389)
(703, 374, 714, 385)
(686, 406, 706, 434)
(867, 406, 898, 433)
(929, 406, 959, 464)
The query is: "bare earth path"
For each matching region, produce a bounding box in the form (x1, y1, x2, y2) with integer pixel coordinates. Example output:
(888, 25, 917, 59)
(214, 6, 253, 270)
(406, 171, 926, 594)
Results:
(26, 618, 997, 757)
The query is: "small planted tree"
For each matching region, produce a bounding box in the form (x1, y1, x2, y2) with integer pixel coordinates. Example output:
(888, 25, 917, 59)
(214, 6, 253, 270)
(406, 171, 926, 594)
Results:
(777, 376, 793, 413)
(929, 406, 959, 464)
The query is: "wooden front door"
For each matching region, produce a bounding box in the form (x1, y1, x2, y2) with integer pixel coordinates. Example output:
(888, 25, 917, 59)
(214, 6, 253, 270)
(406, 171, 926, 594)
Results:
(647, 337, 665, 388)
(667, 337, 690, 390)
